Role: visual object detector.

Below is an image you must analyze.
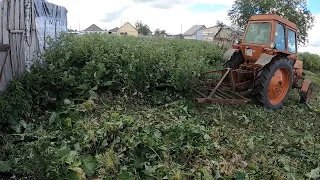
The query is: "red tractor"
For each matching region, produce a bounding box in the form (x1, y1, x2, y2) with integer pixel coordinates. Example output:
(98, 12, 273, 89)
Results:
(194, 14, 313, 109)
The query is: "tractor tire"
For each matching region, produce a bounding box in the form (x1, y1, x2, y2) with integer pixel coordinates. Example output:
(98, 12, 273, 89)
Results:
(223, 51, 245, 83)
(254, 57, 293, 110)
(223, 51, 245, 69)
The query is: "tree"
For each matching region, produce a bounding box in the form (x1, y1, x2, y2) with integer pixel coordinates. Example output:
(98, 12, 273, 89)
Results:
(227, 0, 315, 46)
(154, 28, 166, 36)
(135, 20, 152, 36)
(216, 20, 226, 28)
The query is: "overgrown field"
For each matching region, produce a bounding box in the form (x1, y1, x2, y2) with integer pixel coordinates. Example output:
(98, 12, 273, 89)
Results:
(0, 34, 320, 180)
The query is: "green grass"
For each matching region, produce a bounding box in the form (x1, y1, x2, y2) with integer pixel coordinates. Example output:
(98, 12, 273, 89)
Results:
(0, 34, 320, 179)
(1, 77, 319, 180)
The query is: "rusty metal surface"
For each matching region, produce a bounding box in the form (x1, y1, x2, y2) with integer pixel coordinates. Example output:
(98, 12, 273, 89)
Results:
(197, 98, 249, 104)
(301, 79, 311, 93)
(194, 68, 252, 105)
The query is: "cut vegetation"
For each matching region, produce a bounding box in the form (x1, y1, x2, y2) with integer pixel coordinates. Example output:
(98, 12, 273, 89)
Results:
(0, 34, 319, 180)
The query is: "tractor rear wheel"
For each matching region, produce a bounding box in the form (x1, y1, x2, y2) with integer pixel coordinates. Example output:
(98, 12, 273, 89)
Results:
(254, 58, 293, 109)
(223, 52, 244, 83)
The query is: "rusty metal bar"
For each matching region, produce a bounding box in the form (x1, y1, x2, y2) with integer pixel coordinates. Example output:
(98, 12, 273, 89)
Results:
(201, 69, 225, 75)
(208, 68, 231, 98)
(229, 70, 236, 92)
(197, 98, 249, 104)
(216, 90, 237, 99)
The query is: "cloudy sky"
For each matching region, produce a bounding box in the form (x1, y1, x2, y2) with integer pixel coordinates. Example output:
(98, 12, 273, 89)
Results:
(47, 0, 320, 54)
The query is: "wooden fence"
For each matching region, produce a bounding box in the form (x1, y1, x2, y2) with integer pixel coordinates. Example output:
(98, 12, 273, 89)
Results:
(0, 0, 43, 91)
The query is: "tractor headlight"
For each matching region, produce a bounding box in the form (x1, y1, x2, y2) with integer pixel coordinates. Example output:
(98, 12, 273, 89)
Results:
(270, 42, 276, 49)
(235, 38, 241, 44)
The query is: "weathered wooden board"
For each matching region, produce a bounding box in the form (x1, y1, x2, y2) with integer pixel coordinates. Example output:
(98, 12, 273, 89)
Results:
(14, 0, 19, 30)
(0, 0, 3, 44)
(2, 0, 9, 44)
(8, 0, 14, 30)
(0, 49, 11, 91)
(19, 0, 24, 29)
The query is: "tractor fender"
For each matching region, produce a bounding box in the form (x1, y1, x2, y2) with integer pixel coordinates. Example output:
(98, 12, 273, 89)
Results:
(223, 48, 239, 60)
(255, 53, 276, 67)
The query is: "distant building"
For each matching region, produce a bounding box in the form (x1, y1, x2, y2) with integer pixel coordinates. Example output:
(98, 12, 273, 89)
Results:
(108, 27, 119, 34)
(202, 26, 221, 42)
(165, 33, 183, 39)
(200, 25, 243, 46)
(183, 25, 206, 40)
(214, 26, 243, 46)
(82, 24, 107, 34)
(117, 22, 138, 36)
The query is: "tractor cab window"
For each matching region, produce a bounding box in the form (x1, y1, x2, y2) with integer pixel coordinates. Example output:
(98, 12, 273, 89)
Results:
(275, 23, 285, 51)
(244, 22, 271, 45)
(288, 29, 297, 53)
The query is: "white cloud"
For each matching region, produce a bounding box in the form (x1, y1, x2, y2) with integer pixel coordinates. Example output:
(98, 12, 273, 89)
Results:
(47, 0, 231, 33)
(300, 13, 320, 55)
(47, 0, 320, 55)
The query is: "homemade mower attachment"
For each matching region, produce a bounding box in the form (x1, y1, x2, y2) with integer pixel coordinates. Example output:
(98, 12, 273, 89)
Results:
(193, 14, 313, 110)
(194, 68, 253, 105)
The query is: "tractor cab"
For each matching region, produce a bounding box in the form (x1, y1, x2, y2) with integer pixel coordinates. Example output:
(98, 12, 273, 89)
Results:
(194, 14, 313, 110)
(238, 14, 298, 65)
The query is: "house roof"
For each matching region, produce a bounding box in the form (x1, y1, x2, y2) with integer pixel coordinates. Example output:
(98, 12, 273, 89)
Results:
(203, 26, 221, 37)
(119, 22, 137, 31)
(108, 27, 119, 32)
(84, 24, 104, 31)
(215, 26, 243, 39)
(183, 25, 206, 36)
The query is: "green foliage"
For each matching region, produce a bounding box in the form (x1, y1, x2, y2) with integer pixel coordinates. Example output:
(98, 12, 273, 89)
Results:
(154, 28, 167, 36)
(1, 31, 320, 180)
(135, 20, 152, 35)
(228, 0, 315, 45)
(298, 52, 320, 73)
(0, 33, 223, 131)
(1, 88, 320, 179)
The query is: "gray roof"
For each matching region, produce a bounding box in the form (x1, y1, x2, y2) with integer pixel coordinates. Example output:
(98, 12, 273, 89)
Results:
(108, 27, 119, 32)
(84, 24, 103, 31)
(183, 25, 206, 36)
(203, 26, 221, 37)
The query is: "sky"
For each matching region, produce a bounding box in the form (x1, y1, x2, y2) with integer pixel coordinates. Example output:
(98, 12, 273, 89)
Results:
(47, 0, 320, 54)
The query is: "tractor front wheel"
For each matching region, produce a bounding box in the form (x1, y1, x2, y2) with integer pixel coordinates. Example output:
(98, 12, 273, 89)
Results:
(254, 58, 293, 109)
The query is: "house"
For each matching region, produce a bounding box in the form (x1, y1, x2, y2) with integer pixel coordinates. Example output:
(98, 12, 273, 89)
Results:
(165, 33, 183, 39)
(108, 27, 119, 34)
(82, 24, 106, 34)
(183, 25, 206, 40)
(202, 26, 221, 42)
(200, 25, 243, 46)
(213, 26, 243, 46)
(117, 22, 138, 36)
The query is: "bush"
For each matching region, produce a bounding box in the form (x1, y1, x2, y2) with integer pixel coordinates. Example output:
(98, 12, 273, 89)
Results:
(298, 52, 320, 73)
(0, 33, 224, 130)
